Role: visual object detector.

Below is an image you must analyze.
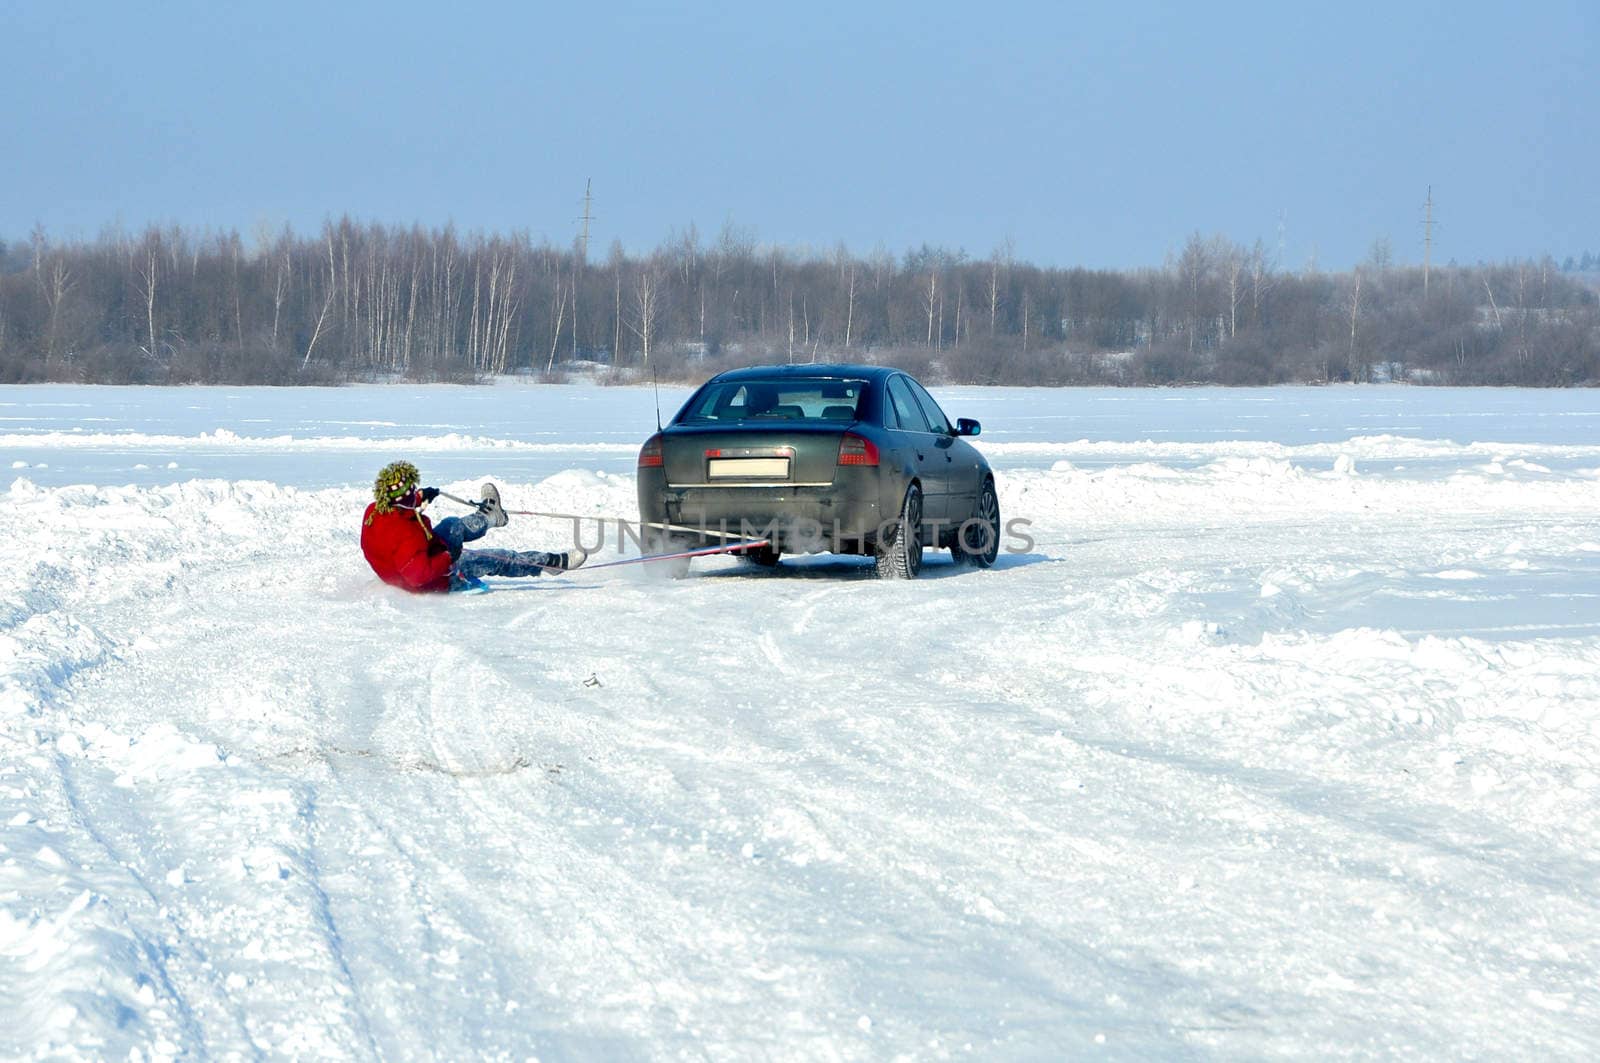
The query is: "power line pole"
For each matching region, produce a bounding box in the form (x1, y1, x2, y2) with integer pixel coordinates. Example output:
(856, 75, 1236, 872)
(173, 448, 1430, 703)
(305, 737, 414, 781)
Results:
(1422, 185, 1434, 298)
(578, 178, 593, 262)
(574, 178, 593, 360)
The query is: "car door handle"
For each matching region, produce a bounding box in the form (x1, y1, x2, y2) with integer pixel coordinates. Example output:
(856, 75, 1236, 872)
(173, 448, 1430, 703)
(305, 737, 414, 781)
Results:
(915, 451, 925, 461)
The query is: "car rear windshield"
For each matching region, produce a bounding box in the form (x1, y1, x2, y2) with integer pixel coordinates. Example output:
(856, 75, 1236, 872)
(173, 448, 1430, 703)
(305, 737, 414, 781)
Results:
(679, 378, 868, 423)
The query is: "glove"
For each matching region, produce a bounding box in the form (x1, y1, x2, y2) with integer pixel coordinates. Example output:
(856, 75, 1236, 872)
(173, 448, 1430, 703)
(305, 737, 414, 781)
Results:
(420, 487, 440, 504)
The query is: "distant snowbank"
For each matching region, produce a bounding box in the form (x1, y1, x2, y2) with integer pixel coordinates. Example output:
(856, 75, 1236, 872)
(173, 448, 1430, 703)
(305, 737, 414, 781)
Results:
(9, 427, 1600, 486)
(8, 449, 1596, 555)
(0, 429, 640, 453)
(976, 433, 1600, 465)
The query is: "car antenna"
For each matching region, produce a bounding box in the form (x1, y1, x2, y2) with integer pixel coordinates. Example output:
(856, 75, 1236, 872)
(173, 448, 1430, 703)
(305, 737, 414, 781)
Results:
(651, 360, 663, 432)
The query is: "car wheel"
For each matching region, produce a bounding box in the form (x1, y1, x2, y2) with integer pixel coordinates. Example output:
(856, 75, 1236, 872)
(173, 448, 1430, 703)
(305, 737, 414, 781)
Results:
(740, 543, 781, 567)
(874, 483, 923, 580)
(952, 478, 1000, 568)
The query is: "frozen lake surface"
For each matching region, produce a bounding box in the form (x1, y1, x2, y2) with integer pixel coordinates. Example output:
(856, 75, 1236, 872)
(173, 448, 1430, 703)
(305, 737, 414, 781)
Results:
(3, 383, 1599, 1058)
(7, 382, 1600, 487)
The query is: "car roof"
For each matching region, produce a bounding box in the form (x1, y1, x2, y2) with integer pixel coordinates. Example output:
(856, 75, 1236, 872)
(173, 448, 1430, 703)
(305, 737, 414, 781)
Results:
(709, 363, 897, 384)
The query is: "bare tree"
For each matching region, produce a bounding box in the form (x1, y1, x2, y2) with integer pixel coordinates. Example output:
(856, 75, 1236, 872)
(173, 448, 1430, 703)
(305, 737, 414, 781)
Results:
(1221, 242, 1245, 339)
(1481, 276, 1503, 331)
(40, 254, 74, 361)
(844, 259, 857, 349)
(987, 250, 1002, 336)
(271, 235, 290, 351)
(1175, 233, 1212, 354)
(547, 279, 568, 373)
(301, 231, 338, 371)
(952, 281, 964, 348)
(1346, 268, 1364, 381)
(1248, 238, 1274, 326)
(609, 240, 625, 362)
(133, 228, 161, 357)
(627, 264, 664, 364)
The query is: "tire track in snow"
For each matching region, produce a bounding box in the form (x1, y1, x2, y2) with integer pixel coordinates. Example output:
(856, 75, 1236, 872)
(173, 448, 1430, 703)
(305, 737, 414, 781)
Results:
(292, 791, 384, 1059)
(5, 752, 215, 1056)
(8, 449, 1600, 1055)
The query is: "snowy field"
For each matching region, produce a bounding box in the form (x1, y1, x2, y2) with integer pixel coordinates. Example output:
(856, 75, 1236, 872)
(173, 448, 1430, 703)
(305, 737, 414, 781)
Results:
(3, 382, 1599, 1059)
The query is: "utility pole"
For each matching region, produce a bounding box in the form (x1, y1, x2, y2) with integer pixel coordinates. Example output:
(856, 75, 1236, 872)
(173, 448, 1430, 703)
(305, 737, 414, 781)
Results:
(1422, 186, 1434, 298)
(574, 178, 593, 361)
(578, 178, 593, 261)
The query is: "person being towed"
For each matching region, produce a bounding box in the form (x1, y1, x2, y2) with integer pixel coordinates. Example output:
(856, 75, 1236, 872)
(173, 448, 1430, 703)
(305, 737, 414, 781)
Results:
(360, 461, 586, 593)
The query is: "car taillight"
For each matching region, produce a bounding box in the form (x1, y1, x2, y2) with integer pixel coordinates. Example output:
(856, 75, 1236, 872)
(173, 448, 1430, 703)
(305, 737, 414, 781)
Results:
(837, 432, 879, 466)
(638, 435, 663, 468)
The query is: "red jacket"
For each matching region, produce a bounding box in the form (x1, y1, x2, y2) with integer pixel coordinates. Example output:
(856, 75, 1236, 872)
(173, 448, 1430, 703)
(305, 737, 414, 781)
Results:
(361, 498, 453, 593)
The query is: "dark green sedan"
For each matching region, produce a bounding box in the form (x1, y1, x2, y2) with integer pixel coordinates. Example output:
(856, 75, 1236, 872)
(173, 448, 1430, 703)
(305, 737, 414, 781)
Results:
(636, 364, 999, 578)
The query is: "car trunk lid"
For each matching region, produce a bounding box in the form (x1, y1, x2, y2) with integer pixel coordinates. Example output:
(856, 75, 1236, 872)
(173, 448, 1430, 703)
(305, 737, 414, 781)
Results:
(662, 423, 846, 485)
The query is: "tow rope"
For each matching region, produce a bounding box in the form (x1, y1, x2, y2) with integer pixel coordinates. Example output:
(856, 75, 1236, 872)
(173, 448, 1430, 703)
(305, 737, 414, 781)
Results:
(434, 491, 754, 541)
(432, 490, 770, 569)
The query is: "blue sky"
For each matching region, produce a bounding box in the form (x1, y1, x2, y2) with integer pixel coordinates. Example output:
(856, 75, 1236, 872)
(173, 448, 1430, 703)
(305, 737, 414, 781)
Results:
(3, 0, 1594, 269)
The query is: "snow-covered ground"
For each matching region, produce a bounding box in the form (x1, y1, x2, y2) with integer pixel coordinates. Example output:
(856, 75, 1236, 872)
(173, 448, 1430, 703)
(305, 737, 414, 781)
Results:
(3, 383, 1598, 1059)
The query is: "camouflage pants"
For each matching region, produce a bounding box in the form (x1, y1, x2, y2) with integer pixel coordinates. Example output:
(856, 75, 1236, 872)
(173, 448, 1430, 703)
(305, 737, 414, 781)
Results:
(433, 515, 562, 590)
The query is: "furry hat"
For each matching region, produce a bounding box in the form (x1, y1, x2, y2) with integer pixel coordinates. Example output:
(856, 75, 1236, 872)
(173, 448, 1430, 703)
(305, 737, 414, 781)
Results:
(372, 461, 420, 513)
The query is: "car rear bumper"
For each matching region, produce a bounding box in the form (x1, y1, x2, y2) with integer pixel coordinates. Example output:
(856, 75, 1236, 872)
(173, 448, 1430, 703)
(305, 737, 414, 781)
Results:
(638, 472, 888, 553)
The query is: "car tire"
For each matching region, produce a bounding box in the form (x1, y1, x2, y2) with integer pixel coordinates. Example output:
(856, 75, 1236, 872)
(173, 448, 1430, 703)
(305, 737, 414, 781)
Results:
(952, 478, 1000, 568)
(740, 543, 781, 567)
(874, 483, 923, 580)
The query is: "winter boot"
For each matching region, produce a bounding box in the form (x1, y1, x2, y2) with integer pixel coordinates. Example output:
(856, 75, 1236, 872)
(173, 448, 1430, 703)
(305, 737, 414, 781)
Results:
(477, 483, 509, 528)
(551, 548, 588, 571)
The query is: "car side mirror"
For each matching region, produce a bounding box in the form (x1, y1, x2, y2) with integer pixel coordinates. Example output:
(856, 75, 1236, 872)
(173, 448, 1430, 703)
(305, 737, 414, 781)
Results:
(955, 418, 981, 437)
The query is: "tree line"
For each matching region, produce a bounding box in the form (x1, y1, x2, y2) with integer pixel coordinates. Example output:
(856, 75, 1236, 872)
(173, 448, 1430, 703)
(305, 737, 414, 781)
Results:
(0, 220, 1595, 387)
(1560, 251, 1600, 273)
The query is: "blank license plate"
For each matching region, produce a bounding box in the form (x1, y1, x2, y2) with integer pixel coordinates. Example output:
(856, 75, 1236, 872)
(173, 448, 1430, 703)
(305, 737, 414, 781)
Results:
(708, 457, 790, 479)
